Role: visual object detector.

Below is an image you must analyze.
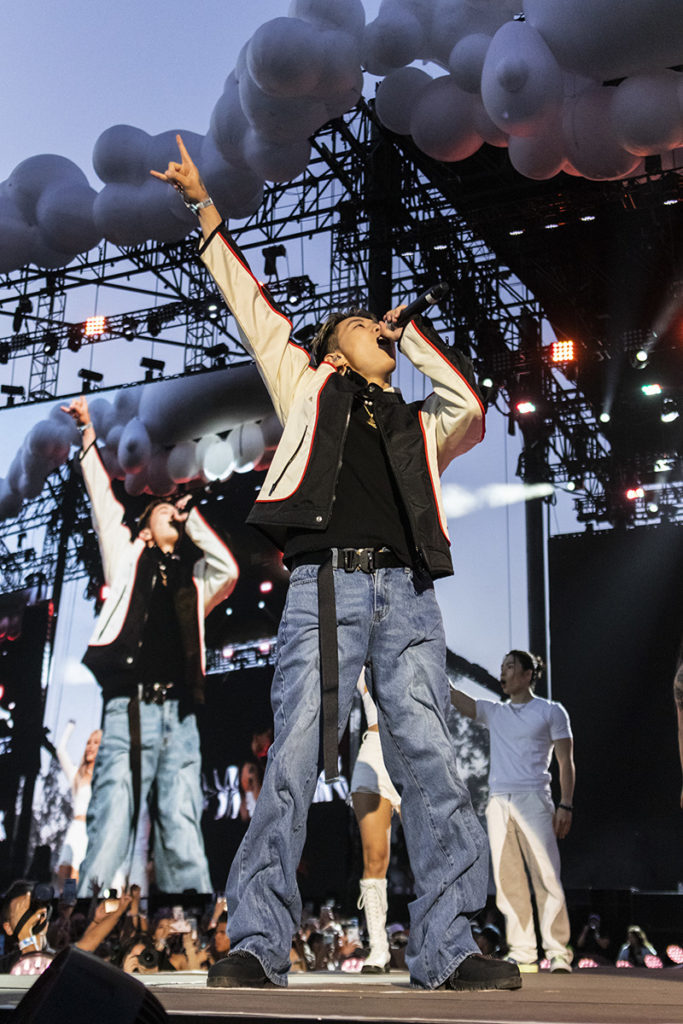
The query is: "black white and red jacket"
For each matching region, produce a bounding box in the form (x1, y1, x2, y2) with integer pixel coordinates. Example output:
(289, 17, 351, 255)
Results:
(200, 223, 485, 580)
(79, 441, 239, 705)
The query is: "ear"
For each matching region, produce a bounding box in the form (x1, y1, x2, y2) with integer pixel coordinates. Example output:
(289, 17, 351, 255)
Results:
(2, 920, 11, 936)
(138, 527, 152, 544)
(329, 351, 348, 372)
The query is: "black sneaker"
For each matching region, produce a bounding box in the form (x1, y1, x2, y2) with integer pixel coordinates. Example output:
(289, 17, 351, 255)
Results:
(207, 950, 277, 988)
(440, 954, 522, 991)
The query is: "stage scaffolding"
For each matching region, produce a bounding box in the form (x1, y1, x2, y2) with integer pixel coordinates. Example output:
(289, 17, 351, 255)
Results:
(0, 100, 681, 597)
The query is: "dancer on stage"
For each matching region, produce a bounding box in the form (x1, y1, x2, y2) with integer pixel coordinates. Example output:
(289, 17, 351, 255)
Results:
(62, 395, 239, 896)
(351, 674, 400, 974)
(151, 136, 520, 993)
(451, 650, 575, 972)
(55, 721, 101, 884)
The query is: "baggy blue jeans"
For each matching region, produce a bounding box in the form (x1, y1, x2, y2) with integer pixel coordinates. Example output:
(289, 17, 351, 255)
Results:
(77, 696, 211, 895)
(226, 565, 488, 988)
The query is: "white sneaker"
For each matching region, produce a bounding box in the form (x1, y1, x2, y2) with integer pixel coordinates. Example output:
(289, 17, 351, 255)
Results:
(550, 957, 573, 973)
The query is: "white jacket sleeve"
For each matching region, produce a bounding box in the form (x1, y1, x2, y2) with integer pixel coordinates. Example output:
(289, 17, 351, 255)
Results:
(79, 442, 133, 586)
(185, 506, 239, 615)
(400, 318, 486, 474)
(199, 224, 312, 424)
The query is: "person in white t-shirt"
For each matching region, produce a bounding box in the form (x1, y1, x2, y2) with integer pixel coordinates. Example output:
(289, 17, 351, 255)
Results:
(450, 650, 575, 973)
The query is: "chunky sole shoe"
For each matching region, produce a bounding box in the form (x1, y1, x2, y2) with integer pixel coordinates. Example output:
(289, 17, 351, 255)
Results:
(361, 962, 391, 974)
(207, 950, 277, 988)
(441, 954, 522, 991)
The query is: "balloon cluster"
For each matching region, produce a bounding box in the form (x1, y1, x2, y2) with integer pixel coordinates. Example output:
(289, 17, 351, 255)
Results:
(0, 368, 281, 520)
(371, 0, 683, 181)
(1, 0, 681, 273)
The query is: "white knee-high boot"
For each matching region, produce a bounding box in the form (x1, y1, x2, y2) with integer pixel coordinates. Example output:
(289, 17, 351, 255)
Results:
(358, 877, 390, 972)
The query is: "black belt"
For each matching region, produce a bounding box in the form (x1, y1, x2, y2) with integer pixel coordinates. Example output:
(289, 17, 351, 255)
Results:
(292, 547, 406, 573)
(296, 548, 406, 783)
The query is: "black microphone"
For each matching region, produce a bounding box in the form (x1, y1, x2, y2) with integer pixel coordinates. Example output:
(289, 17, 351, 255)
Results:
(390, 282, 449, 329)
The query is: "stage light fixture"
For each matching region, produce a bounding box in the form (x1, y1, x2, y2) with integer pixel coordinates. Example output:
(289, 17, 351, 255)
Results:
(599, 411, 611, 424)
(147, 310, 163, 337)
(84, 315, 106, 338)
(225, 607, 233, 616)
(549, 339, 576, 364)
(640, 382, 661, 396)
(12, 295, 32, 333)
(0, 342, 9, 364)
(625, 487, 644, 501)
(516, 400, 536, 415)
(509, 228, 524, 237)
(67, 324, 83, 352)
(666, 944, 683, 965)
(122, 316, 137, 341)
(1, 384, 24, 406)
(580, 214, 595, 222)
(77, 368, 103, 393)
(258, 600, 266, 609)
(262, 243, 286, 277)
(259, 581, 273, 594)
(661, 399, 679, 423)
(663, 198, 678, 206)
(140, 356, 165, 382)
(566, 481, 576, 492)
(206, 342, 229, 367)
(654, 457, 674, 473)
(42, 331, 59, 357)
(205, 297, 221, 321)
(647, 502, 659, 516)
(632, 348, 649, 368)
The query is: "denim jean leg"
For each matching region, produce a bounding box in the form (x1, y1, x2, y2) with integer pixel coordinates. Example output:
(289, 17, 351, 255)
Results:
(154, 702, 211, 893)
(368, 569, 488, 988)
(225, 565, 371, 984)
(77, 697, 161, 895)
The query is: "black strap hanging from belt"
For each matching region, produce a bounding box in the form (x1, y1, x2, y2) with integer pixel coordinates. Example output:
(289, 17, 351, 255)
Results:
(317, 556, 340, 783)
(127, 694, 142, 885)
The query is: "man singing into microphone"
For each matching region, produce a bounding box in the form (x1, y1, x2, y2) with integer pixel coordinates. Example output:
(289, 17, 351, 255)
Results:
(151, 138, 520, 993)
(62, 395, 239, 896)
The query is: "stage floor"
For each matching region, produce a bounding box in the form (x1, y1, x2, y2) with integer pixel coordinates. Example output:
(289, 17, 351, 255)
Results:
(2, 967, 683, 1023)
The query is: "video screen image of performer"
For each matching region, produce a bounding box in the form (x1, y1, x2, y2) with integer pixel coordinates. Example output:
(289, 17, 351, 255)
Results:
(351, 673, 401, 974)
(61, 396, 239, 897)
(150, 137, 521, 993)
(673, 649, 683, 809)
(451, 650, 575, 973)
(55, 721, 101, 884)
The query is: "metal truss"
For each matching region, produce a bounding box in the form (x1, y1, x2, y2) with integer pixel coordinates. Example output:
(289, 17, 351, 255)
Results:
(0, 102, 680, 600)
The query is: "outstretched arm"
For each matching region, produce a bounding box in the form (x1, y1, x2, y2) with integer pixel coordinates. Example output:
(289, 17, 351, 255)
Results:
(449, 688, 477, 720)
(150, 134, 221, 240)
(61, 395, 133, 583)
(674, 661, 683, 809)
(152, 136, 309, 424)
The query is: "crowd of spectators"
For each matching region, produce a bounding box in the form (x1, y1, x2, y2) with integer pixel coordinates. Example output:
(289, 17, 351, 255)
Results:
(0, 880, 411, 979)
(2, 879, 681, 980)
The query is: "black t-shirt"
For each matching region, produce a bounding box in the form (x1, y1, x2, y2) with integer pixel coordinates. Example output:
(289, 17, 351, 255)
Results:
(284, 386, 415, 565)
(136, 552, 186, 687)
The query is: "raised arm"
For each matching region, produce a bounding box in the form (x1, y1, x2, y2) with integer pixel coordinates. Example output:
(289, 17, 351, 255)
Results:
(552, 736, 575, 839)
(151, 135, 310, 423)
(56, 719, 77, 788)
(184, 505, 239, 614)
(61, 396, 133, 583)
(397, 317, 485, 473)
(449, 688, 477, 720)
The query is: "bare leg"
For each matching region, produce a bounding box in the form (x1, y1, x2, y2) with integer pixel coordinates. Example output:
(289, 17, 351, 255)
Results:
(352, 791, 393, 971)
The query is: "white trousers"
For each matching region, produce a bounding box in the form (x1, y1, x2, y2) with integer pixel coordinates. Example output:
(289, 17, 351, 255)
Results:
(486, 791, 570, 964)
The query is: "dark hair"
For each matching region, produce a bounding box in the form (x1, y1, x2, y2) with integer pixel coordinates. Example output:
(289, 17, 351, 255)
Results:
(135, 497, 174, 536)
(311, 308, 377, 366)
(507, 649, 545, 688)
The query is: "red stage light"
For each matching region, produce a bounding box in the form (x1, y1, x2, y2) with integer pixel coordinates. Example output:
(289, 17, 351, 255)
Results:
(516, 400, 536, 415)
(99, 584, 111, 602)
(259, 581, 273, 594)
(84, 316, 106, 338)
(549, 339, 576, 363)
(625, 487, 644, 501)
(577, 958, 599, 969)
(616, 959, 633, 968)
(666, 944, 683, 964)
